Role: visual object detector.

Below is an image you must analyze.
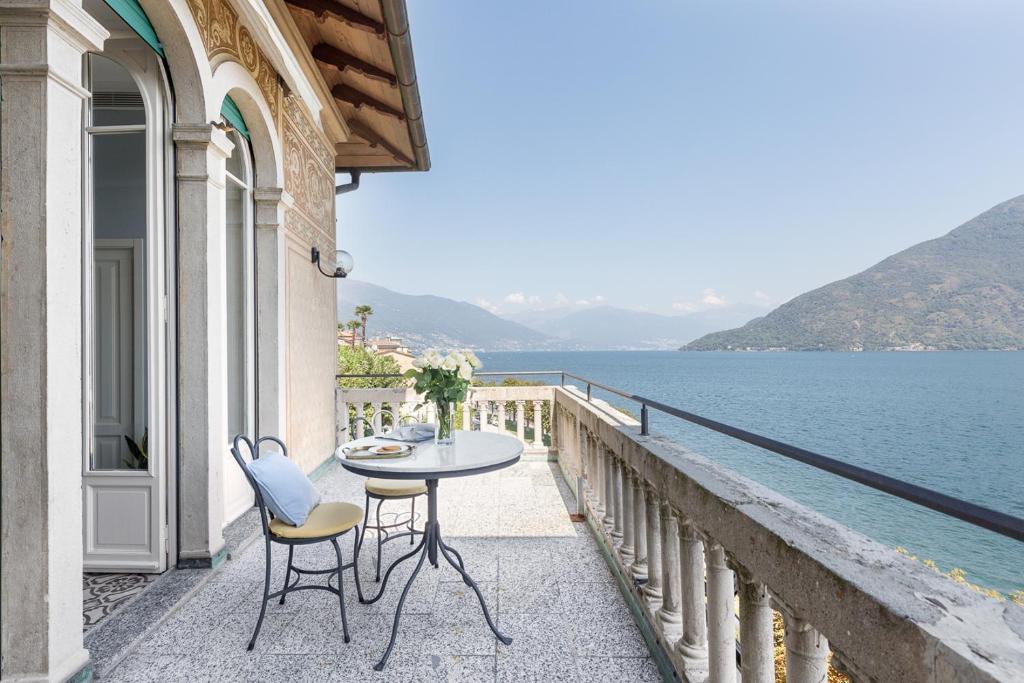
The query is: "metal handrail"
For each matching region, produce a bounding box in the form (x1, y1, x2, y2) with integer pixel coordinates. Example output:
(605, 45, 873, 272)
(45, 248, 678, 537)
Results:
(336, 370, 1024, 542)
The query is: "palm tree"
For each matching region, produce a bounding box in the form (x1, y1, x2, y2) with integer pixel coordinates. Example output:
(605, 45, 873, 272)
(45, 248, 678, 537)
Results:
(354, 305, 374, 345)
(346, 320, 361, 347)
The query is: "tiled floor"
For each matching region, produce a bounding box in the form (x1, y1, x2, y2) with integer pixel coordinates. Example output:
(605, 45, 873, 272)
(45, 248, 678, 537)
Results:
(103, 459, 661, 682)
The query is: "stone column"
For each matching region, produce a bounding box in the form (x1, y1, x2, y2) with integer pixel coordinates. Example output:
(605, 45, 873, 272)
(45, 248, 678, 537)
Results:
(0, 3, 106, 680)
(705, 542, 736, 683)
(477, 400, 489, 431)
(611, 456, 624, 542)
(496, 401, 507, 434)
(532, 400, 544, 447)
(631, 477, 648, 580)
(462, 401, 471, 430)
(372, 401, 384, 433)
(515, 400, 526, 442)
(354, 403, 366, 438)
(676, 520, 709, 676)
(642, 487, 663, 608)
(602, 446, 615, 529)
(254, 187, 285, 439)
(739, 577, 775, 683)
(620, 467, 635, 563)
(784, 615, 829, 683)
(174, 122, 236, 567)
(657, 504, 683, 640)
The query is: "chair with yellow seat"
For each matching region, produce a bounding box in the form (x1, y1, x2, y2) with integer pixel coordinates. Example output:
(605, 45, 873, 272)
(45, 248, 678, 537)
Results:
(350, 413, 428, 582)
(231, 435, 364, 651)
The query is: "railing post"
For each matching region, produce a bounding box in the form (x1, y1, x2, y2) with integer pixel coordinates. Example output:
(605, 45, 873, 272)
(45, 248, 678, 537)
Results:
(657, 503, 683, 640)
(631, 476, 648, 580)
(532, 400, 544, 448)
(371, 402, 383, 434)
(496, 401, 507, 434)
(462, 401, 471, 430)
(477, 400, 489, 432)
(620, 467, 635, 564)
(611, 456, 624, 543)
(640, 403, 649, 436)
(549, 399, 559, 451)
(515, 400, 526, 442)
(739, 576, 775, 683)
(586, 383, 592, 401)
(676, 520, 709, 675)
(705, 542, 736, 683)
(354, 403, 366, 439)
(336, 397, 348, 447)
(602, 446, 615, 530)
(425, 402, 436, 426)
(783, 614, 829, 683)
(643, 486, 663, 609)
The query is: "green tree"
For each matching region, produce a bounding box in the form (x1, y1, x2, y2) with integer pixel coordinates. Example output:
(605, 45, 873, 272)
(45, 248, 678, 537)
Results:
(345, 319, 361, 347)
(354, 304, 374, 344)
(337, 345, 405, 388)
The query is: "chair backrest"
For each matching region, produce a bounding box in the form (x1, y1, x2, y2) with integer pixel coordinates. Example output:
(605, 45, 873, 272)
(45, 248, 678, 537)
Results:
(230, 434, 290, 536)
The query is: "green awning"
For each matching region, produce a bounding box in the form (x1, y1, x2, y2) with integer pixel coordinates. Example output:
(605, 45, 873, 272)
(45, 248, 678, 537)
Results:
(221, 96, 250, 139)
(103, 0, 163, 56)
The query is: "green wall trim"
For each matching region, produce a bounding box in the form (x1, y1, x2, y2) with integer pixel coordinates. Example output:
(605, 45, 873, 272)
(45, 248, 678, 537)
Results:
(221, 96, 251, 140)
(103, 0, 164, 56)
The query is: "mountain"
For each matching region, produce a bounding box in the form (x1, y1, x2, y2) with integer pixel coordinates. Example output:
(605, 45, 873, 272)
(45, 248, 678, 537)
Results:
(337, 280, 556, 351)
(509, 305, 764, 350)
(684, 195, 1024, 351)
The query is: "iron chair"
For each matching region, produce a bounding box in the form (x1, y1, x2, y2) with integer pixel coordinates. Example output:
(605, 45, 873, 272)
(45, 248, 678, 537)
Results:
(349, 412, 428, 581)
(231, 435, 365, 650)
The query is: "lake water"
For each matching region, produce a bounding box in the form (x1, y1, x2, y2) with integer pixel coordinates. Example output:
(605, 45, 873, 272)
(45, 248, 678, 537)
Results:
(477, 351, 1024, 593)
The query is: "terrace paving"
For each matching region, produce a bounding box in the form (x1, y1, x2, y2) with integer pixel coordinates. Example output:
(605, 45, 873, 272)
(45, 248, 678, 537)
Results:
(103, 458, 661, 682)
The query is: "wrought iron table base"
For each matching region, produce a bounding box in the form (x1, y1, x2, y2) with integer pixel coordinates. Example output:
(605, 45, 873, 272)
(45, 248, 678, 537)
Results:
(359, 479, 511, 671)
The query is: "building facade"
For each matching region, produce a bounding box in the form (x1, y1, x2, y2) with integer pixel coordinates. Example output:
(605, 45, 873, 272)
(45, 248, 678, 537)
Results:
(0, 0, 427, 680)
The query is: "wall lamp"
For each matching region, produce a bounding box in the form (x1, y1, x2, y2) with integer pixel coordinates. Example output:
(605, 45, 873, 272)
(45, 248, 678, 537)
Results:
(311, 247, 354, 279)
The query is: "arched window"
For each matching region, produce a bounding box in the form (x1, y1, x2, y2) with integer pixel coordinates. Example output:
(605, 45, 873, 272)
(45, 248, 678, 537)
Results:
(224, 123, 255, 442)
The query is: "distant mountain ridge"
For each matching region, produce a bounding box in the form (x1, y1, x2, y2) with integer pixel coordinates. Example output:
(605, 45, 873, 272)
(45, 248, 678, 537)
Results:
(685, 195, 1024, 351)
(337, 280, 557, 351)
(509, 305, 763, 350)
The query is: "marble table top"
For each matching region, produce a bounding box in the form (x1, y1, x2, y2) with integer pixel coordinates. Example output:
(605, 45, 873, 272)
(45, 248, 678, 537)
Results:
(336, 430, 523, 480)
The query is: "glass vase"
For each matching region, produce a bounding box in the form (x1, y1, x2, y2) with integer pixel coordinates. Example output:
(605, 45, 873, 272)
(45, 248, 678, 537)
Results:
(435, 401, 455, 446)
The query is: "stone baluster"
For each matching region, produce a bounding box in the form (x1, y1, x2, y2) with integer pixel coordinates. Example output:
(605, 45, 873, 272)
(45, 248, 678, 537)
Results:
(602, 447, 615, 530)
(611, 457, 625, 543)
(739, 576, 775, 683)
(643, 486, 663, 609)
(462, 401, 471, 430)
(705, 542, 736, 683)
(426, 402, 436, 426)
(497, 402, 507, 434)
(336, 400, 348, 447)
(657, 504, 683, 640)
(532, 400, 544, 448)
(631, 477, 648, 580)
(676, 520, 709, 675)
(783, 614, 829, 683)
(515, 401, 526, 442)
(549, 401, 559, 451)
(478, 400, 489, 432)
(620, 467, 635, 564)
(355, 403, 366, 439)
(372, 402, 384, 434)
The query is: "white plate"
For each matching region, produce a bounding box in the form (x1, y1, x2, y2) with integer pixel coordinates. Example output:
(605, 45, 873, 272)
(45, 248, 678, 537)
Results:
(369, 444, 412, 456)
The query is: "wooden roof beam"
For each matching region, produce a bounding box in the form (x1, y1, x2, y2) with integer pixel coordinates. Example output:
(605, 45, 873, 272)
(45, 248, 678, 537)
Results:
(285, 0, 386, 37)
(331, 83, 405, 121)
(346, 119, 414, 166)
(312, 43, 397, 87)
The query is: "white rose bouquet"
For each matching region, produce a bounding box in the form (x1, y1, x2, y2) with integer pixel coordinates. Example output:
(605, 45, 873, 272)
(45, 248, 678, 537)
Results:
(405, 349, 482, 444)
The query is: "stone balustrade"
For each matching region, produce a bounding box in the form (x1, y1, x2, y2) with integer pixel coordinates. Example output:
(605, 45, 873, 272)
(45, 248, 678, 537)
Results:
(551, 385, 1024, 683)
(335, 385, 555, 454)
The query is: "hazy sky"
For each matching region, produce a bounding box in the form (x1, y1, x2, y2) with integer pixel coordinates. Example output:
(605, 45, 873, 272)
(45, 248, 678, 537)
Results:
(337, 1, 1024, 317)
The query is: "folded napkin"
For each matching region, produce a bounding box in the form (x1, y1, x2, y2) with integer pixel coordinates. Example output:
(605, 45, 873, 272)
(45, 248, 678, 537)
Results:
(379, 423, 435, 442)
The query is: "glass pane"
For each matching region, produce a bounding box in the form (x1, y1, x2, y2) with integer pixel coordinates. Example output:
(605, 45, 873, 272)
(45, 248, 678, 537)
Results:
(91, 131, 149, 471)
(226, 181, 248, 438)
(225, 128, 247, 183)
(90, 54, 145, 126)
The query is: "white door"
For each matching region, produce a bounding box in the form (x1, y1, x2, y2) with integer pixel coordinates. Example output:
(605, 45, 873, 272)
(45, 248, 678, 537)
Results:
(83, 50, 169, 573)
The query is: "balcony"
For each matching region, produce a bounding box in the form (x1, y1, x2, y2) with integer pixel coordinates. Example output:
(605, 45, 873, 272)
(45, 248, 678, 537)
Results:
(98, 379, 1024, 682)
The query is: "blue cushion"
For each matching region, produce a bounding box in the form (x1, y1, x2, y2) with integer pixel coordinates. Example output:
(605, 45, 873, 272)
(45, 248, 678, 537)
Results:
(246, 451, 320, 526)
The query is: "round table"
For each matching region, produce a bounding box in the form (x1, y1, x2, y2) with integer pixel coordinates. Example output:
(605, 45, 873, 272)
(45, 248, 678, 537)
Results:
(338, 430, 522, 670)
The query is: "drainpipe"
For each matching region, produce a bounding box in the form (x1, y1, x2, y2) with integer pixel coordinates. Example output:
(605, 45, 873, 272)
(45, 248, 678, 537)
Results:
(336, 170, 360, 195)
